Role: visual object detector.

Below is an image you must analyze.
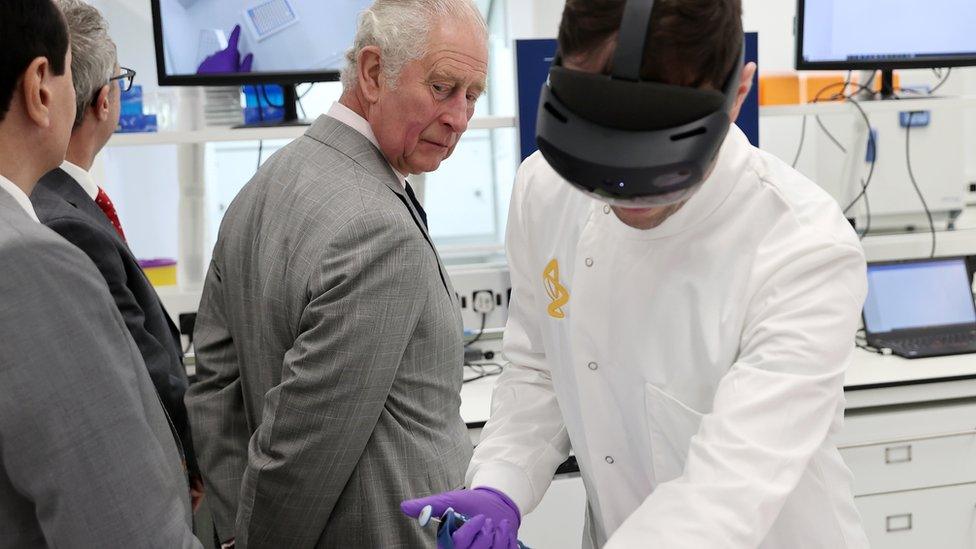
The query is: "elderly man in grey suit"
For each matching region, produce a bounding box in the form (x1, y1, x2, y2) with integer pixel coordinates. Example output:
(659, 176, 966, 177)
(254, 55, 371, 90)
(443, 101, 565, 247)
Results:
(0, 1, 200, 547)
(185, 0, 488, 547)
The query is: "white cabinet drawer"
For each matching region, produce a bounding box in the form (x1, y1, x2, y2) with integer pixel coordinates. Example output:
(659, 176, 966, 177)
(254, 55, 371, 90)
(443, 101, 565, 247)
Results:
(856, 483, 976, 549)
(840, 430, 976, 496)
(840, 399, 976, 446)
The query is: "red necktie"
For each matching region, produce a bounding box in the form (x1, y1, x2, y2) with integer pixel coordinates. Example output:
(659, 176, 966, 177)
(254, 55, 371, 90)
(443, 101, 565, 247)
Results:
(95, 187, 126, 242)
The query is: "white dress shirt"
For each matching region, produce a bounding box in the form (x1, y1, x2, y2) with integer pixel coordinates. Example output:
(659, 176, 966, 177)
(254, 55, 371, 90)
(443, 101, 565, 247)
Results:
(468, 126, 870, 548)
(0, 174, 39, 222)
(60, 160, 98, 200)
(326, 102, 407, 188)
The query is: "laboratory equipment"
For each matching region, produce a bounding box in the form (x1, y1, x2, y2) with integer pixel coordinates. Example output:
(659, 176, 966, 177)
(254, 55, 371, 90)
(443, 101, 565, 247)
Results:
(418, 505, 531, 549)
(863, 256, 976, 358)
(242, 0, 300, 42)
(116, 86, 159, 133)
(834, 102, 966, 234)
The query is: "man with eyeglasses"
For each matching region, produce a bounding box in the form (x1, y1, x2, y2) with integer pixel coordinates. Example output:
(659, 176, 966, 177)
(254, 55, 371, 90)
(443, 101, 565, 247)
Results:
(30, 0, 204, 512)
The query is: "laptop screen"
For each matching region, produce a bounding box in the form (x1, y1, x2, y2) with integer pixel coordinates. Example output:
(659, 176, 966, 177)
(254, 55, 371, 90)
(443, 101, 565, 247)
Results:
(864, 258, 976, 335)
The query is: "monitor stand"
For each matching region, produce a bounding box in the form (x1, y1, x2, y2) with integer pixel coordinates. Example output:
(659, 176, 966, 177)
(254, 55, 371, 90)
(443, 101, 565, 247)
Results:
(879, 69, 896, 99)
(235, 84, 312, 128)
(875, 69, 941, 101)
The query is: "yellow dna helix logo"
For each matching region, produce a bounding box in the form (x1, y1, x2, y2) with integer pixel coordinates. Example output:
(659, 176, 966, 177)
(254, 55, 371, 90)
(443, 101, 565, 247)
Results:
(543, 259, 569, 319)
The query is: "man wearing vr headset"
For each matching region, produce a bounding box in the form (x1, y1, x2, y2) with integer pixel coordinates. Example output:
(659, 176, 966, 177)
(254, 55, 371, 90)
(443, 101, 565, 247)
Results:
(403, 0, 869, 547)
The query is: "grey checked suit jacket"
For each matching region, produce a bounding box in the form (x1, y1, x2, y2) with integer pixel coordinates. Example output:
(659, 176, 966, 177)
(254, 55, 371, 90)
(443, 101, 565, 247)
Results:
(186, 116, 472, 548)
(0, 189, 199, 548)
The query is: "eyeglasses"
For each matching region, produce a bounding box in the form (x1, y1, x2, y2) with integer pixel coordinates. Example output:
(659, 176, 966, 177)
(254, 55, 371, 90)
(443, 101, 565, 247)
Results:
(109, 66, 136, 93)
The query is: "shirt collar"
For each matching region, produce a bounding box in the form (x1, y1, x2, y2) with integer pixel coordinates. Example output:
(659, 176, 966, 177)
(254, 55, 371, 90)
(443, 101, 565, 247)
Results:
(0, 174, 40, 223)
(60, 160, 98, 200)
(327, 102, 408, 188)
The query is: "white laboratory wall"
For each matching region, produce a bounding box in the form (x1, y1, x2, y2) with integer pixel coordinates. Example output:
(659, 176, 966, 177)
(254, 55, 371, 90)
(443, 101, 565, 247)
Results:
(426, 130, 502, 241)
(508, 0, 563, 39)
(97, 146, 180, 261)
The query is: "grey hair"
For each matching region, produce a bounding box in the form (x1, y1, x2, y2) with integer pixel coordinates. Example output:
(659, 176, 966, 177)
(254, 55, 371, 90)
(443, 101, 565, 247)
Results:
(340, 0, 487, 92)
(56, 0, 117, 127)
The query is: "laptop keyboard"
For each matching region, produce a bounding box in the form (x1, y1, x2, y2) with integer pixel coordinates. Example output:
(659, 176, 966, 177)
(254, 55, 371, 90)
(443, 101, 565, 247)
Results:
(885, 330, 976, 354)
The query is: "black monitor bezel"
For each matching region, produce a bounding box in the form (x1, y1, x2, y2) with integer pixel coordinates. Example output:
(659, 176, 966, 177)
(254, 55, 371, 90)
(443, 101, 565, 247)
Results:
(150, 0, 342, 86)
(795, 0, 976, 71)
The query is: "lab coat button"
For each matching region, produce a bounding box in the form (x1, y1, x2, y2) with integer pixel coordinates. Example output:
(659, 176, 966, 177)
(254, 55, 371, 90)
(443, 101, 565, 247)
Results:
(603, 205, 611, 214)
(588, 362, 599, 371)
(585, 258, 594, 267)
(605, 456, 615, 464)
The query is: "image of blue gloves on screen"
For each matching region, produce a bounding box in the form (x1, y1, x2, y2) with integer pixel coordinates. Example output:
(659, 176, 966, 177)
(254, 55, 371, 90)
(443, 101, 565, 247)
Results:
(197, 24, 253, 74)
(402, 487, 525, 549)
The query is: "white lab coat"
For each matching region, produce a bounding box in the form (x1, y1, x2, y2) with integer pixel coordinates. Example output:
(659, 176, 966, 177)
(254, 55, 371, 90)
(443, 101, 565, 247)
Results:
(467, 127, 870, 548)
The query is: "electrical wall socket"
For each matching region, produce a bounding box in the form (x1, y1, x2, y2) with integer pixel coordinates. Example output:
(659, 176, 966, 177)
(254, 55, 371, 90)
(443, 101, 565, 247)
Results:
(447, 265, 512, 332)
(472, 290, 496, 313)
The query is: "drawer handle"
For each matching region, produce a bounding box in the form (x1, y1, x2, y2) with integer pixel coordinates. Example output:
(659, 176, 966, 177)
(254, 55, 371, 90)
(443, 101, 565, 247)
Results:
(885, 445, 912, 464)
(886, 513, 913, 532)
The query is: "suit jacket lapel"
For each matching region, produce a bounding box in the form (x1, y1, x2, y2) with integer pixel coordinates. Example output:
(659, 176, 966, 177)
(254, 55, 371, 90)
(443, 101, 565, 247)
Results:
(304, 116, 456, 299)
(45, 169, 124, 243)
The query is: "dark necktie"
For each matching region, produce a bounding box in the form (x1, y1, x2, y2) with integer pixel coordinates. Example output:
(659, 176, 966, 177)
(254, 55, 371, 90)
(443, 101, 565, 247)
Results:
(95, 186, 126, 242)
(404, 181, 428, 231)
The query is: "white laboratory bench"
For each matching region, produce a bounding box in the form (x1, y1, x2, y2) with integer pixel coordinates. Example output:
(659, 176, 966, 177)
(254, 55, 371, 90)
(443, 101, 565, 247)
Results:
(460, 341, 976, 549)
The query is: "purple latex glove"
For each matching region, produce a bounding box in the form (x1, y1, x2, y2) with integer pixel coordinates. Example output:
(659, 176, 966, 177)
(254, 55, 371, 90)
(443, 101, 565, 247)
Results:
(196, 25, 254, 74)
(402, 487, 521, 549)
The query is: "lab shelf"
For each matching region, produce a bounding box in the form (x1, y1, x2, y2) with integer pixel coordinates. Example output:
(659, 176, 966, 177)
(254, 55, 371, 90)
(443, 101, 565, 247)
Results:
(107, 115, 518, 147)
(861, 227, 976, 263)
(759, 95, 976, 118)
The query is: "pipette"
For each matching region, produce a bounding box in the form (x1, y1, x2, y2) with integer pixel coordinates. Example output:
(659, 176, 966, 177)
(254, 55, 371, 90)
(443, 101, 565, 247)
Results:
(417, 504, 530, 549)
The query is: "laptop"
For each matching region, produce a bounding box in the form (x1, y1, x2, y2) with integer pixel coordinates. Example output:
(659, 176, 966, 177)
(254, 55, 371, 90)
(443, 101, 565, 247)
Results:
(863, 257, 976, 359)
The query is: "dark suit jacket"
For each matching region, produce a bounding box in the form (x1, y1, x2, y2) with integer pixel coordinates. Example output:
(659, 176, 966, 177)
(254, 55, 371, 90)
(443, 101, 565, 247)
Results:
(31, 168, 196, 473)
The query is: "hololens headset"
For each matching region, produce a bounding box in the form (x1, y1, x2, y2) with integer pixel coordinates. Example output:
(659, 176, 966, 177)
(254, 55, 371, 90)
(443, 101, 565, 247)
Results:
(536, 0, 745, 207)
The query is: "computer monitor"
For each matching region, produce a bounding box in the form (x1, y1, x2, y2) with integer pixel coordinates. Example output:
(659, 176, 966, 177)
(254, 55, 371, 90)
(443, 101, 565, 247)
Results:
(863, 257, 976, 336)
(796, 0, 976, 71)
(151, 0, 373, 123)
